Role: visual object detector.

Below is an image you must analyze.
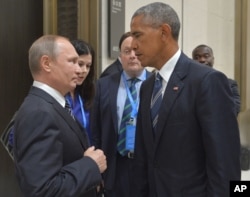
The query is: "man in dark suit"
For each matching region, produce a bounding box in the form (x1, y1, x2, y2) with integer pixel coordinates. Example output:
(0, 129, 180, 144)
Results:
(130, 2, 241, 197)
(13, 35, 107, 197)
(192, 44, 241, 115)
(91, 32, 151, 197)
(99, 57, 122, 78)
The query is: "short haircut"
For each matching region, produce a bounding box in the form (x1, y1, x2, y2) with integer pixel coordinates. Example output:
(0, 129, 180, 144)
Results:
(119, 32, 132, 51)
(28, 35, 68, 75)
(132, 2, 180, 41)
(192, 44, 214, 57)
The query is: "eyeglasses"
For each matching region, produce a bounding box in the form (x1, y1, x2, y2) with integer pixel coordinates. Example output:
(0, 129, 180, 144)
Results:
(121, 49, 133, 56)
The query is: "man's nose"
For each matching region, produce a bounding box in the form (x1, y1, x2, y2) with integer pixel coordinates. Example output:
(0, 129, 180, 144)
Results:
(198, 56, 206, 63)
(131, 39, 137, 51)
(130, 50, 136, 57)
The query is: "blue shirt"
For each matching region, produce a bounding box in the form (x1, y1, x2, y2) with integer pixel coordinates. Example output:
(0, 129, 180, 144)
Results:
(65, 93, 91, 144)
(117, 69, 147, 130)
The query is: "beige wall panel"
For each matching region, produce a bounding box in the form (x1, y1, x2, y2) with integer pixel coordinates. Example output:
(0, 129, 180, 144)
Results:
(183, 0, 235, 79)
(247, 1, 250, 109)
(238, 0, 250, 147)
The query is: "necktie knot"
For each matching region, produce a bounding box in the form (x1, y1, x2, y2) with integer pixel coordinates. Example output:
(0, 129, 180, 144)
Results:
(65, 100, 75, 120)
(65, 100, 71, 110)
(129, 78, 138, 87)
(155, 73, 162, 82)
(128, 78, 139, 100)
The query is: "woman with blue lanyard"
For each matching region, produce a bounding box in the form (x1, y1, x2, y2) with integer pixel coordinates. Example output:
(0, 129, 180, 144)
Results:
(66, 39, 95, 144)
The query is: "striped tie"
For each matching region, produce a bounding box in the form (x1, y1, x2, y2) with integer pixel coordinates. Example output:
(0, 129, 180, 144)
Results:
(117, 78, 137, 156)
(151, 73, 162, 131)
(65, 100, 75, 120)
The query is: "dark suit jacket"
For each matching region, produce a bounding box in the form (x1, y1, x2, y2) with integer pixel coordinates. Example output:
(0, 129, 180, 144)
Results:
(91, 70, 151, 190)
(13, 87, 102, 197)
(99, 58, 122, 78)
(132, 53, 241, 197)
(228, 78, 241, 115)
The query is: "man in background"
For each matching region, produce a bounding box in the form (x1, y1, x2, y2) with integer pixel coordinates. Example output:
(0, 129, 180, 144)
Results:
(91, 32, 151, 197)
(192, 44, 241, 115)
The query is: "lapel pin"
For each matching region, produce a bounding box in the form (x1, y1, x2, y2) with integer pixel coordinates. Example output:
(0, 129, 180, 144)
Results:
(173, 86, 179, 91)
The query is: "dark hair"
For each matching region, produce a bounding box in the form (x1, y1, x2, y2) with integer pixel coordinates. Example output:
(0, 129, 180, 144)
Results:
(71, 39, 95, 110)
(118, 32, 132, 51)
(192, 44, 214, 55)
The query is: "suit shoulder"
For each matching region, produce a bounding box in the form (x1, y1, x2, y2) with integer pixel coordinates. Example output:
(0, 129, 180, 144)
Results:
(97, 72, 121, 88)
(228, 78, 238, 85)
(100, 59, 122, 78)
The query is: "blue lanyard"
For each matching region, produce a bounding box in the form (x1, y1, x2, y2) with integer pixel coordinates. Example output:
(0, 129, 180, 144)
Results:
(78, 95, 87, 128)
(66, 94, 87, 128)
(122, 73, 139, 119)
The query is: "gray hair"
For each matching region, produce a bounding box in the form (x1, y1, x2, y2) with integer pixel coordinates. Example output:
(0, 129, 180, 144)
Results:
(132, 2, 180, 41)
(28, 35, 67, 75)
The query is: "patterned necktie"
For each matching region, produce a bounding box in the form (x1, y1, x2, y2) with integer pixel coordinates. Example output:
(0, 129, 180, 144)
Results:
(65, 100, 75, 120)
(117, 78, 138, 156)
(151, 73, 163, 131)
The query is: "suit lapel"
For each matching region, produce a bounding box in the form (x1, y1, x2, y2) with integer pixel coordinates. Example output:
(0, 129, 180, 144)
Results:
(109, 73, 121, 135)
(154, 53, 188, 144)
(140, 75, 156, 151)
(30, 87, 89, 150)
(53, 103, 89, 149)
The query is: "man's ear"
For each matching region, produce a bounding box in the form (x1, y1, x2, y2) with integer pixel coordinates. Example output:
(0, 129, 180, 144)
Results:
(161, 23, 172, 41)
(40, 55, 51, 72)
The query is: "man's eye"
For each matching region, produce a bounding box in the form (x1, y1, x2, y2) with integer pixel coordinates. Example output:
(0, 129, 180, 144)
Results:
(122, 50, 132, 55)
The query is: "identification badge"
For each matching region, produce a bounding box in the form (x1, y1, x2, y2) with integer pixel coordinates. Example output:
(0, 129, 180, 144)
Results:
(125, 118, 136, 151)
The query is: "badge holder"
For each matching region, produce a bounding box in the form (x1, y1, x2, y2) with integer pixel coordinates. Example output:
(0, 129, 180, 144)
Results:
(125, 118, 136, 151)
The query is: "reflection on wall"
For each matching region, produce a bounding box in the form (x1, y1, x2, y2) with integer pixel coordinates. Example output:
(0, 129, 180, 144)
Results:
(109, 0, 125, 58)
(57, 0, 77, 40)
(43, 0, 78, 39)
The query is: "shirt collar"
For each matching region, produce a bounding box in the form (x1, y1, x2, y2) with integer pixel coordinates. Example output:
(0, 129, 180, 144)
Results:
(33, 81, 66, 107)
(123, 69, 147, 81)
(158, 49, 181, 83)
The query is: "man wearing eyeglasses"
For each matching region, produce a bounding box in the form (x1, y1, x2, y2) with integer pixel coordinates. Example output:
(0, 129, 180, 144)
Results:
(91, 32, 152, 197)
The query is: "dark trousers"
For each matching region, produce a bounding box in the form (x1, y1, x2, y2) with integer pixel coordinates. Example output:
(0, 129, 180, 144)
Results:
(104, 153, 134, 197)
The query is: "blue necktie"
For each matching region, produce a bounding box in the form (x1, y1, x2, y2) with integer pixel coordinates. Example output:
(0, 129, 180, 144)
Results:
(117, 78, 137, 156)
(151, 73, 162, 131)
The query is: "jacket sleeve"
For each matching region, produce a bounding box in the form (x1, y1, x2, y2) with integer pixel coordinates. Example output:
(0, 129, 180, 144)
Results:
(197, 71, 241, 196)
